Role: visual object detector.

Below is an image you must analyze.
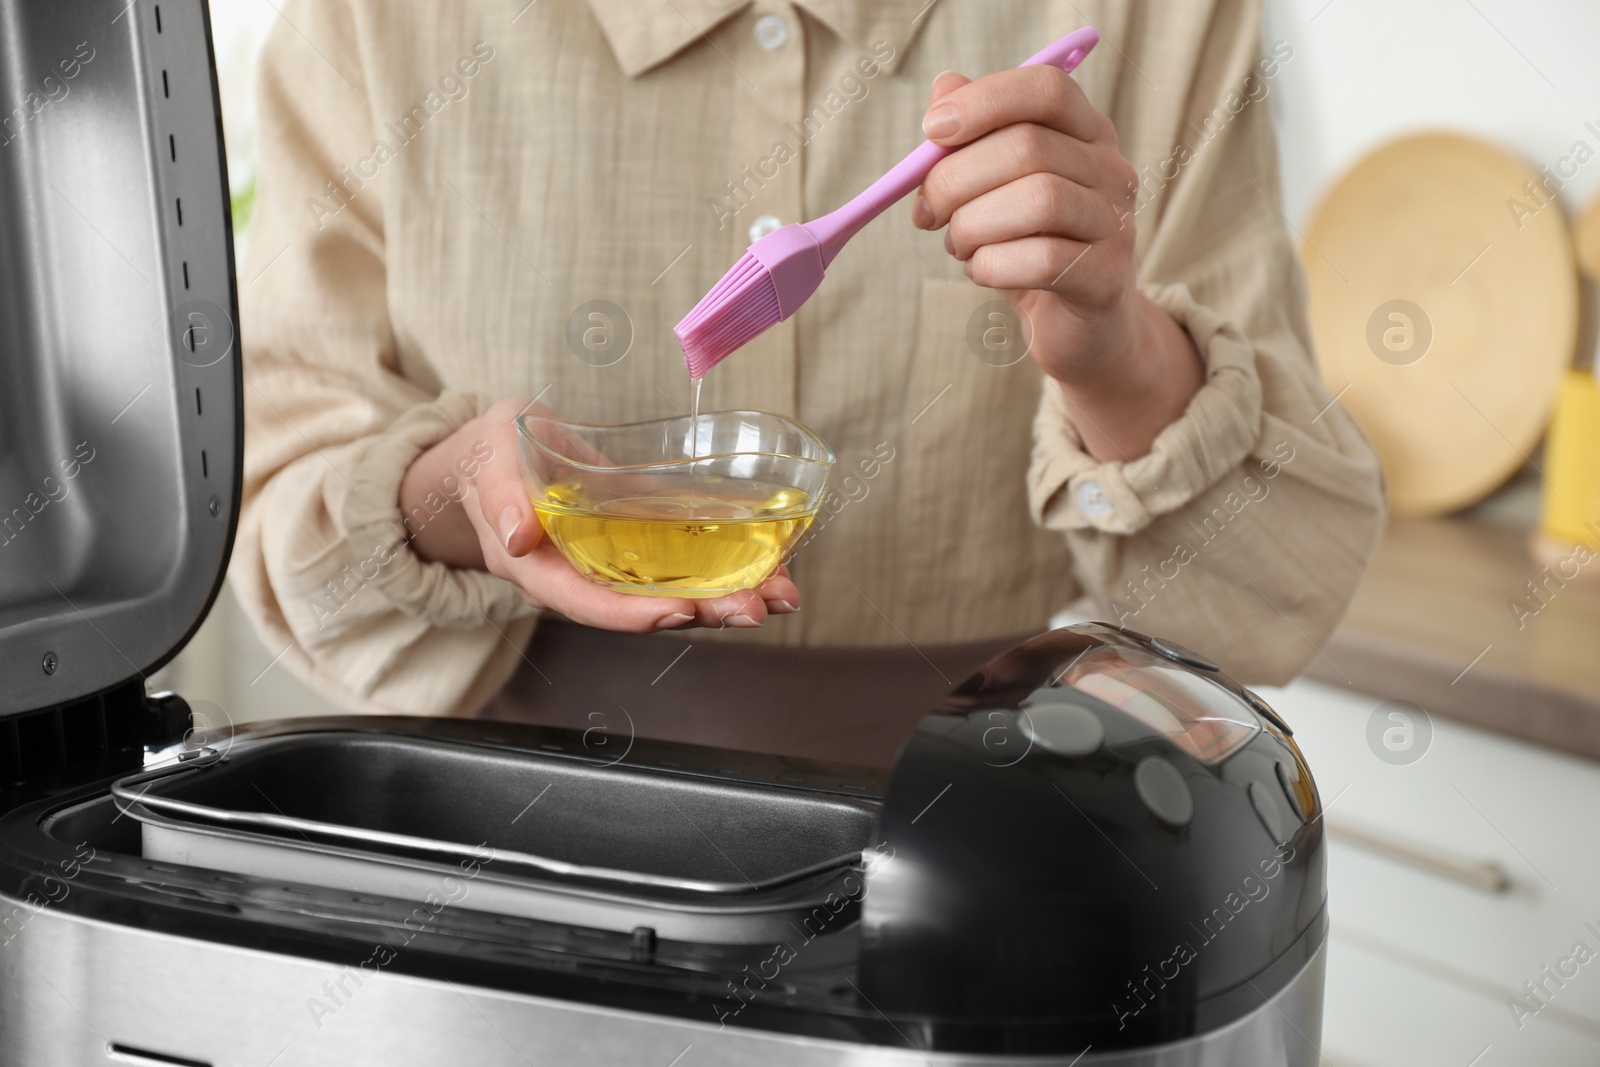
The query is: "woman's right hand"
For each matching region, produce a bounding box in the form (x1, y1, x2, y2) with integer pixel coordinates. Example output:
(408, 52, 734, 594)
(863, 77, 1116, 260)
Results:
(398, 398, 801, 632)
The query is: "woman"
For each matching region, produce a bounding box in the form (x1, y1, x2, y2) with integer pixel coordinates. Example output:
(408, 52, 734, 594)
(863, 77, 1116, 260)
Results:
(234, 0, 1384, 764)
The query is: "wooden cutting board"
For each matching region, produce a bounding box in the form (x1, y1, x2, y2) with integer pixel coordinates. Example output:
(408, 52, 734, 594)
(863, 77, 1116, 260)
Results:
(1300, 132, 1578, 517)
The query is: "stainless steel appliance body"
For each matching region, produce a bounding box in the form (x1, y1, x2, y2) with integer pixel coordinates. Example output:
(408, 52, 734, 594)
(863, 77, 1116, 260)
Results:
(0, 3, 1329, 1064)
(0, 903, 1324, 1065)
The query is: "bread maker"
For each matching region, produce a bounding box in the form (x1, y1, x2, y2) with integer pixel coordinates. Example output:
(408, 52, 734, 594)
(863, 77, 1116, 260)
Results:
(0, 2, 1328, 1063)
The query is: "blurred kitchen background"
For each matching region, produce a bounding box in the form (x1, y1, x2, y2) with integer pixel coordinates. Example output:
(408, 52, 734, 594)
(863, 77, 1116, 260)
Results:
(165, 2, 1600, 1064)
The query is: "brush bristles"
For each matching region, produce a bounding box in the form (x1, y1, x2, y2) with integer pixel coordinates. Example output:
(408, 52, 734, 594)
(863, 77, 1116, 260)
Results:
(675, 253, 783, 379)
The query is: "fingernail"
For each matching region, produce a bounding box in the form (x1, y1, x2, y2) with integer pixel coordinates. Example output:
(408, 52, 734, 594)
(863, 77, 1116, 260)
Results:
(655, 613, 695, 631)
(922, 103, 960, 140)
(911, 193, 933, 229)
(724, 613, 761, 628)
(498, 506, 522, 550)
(933, 69, 960, 83)
(770, 600, 799, 614)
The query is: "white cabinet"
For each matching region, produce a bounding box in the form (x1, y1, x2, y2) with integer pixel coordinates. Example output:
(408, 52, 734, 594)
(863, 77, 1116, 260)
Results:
(1259, 678, 1600, 1065)
(1323, 933, 1600, 1067)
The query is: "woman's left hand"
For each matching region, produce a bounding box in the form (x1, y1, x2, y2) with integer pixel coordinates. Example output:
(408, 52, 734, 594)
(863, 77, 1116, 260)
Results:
(912, 66, 1204, 461)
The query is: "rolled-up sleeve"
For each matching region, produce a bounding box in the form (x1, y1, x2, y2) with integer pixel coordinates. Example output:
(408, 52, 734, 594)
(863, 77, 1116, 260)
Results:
(1027, 0, 1386, 684)
(230, 0, 535, 716)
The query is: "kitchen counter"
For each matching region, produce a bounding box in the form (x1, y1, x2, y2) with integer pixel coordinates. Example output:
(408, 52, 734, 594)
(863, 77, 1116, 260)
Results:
(1302, 506, 1600, 760)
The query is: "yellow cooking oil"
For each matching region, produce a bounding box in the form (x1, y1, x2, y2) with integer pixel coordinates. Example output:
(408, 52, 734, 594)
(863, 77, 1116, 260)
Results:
(533, 478, 816, 597)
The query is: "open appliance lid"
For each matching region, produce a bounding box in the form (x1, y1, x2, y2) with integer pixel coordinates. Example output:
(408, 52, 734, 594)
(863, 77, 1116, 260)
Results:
(0, 0, 239, 717)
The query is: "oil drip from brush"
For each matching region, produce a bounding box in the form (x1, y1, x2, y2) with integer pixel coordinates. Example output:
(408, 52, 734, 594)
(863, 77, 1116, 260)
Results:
(689, 376, 703, 508)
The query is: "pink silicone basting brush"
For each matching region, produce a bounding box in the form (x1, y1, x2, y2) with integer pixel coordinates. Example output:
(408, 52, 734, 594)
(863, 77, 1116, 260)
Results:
(675, 26, 1101, 379)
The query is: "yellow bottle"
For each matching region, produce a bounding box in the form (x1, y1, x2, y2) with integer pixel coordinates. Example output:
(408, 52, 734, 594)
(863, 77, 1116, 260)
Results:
(1542, 372, 1600, 552)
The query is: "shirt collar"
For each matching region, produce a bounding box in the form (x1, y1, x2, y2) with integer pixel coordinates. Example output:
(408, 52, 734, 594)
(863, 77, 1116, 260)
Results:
(583, 0, 937, 78)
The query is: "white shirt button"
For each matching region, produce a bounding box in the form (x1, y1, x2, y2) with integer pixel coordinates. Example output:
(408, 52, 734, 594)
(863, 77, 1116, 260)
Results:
(753, 14, 789, 51)
(1076, 479, 1112, 519)
(748, 214, 783, 243)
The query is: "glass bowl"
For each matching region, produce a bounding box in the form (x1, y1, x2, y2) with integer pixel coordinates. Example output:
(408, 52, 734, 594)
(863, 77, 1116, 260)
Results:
(516, 409, 836, 598)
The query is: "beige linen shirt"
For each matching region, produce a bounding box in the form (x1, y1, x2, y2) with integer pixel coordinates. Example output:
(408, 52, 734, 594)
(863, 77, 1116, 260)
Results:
(233, 0, 1385, 717)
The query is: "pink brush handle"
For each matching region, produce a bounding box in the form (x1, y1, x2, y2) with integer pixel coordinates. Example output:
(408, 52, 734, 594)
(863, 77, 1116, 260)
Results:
(807, 26, 1102, 266)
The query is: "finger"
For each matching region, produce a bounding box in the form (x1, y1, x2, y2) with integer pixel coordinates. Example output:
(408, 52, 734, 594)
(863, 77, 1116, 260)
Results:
(470, 433, 543, 559)
(913, 71, 975, 229)
(964, 235, 1120, 303)
(755, 566, 801, 613)
(929, 69, 970, 105)
(694, 588, 768, 629)
(918, 124, 1103, 230)
(946, 172, 1115, 260)
(922, 65, 1111, 148)
(463, 397, 552, 557)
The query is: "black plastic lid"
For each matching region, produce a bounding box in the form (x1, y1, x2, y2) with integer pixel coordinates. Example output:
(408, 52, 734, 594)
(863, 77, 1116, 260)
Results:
(0, 0, 239, 719)
(858, 623, 1327, 1051)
